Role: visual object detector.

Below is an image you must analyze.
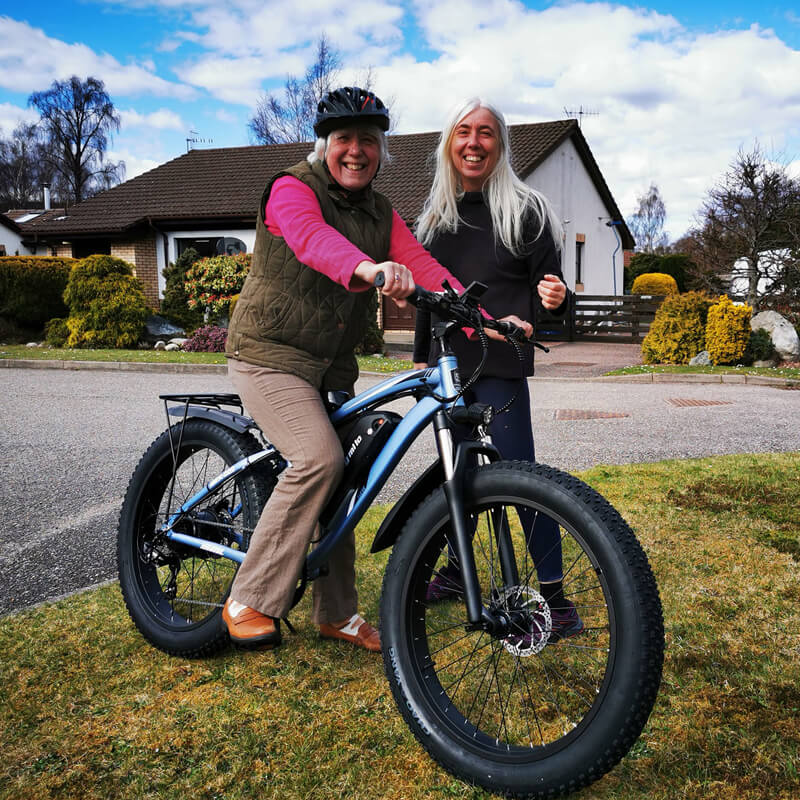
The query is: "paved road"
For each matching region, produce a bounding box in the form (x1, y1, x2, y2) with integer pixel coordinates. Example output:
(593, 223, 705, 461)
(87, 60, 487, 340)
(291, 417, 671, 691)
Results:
(1, 365, 798, 616)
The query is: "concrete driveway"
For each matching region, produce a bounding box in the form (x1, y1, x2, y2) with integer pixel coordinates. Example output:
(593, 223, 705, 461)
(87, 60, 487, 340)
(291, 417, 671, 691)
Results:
(1, 361, 798, 616)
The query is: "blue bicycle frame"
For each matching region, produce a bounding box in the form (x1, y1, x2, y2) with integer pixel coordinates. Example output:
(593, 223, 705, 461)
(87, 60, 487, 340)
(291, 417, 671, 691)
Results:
(159, 353, 465, 574)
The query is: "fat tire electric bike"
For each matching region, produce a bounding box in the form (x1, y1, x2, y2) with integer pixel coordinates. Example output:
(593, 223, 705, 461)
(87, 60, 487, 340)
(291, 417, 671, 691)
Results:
(117, 278, 664, 798)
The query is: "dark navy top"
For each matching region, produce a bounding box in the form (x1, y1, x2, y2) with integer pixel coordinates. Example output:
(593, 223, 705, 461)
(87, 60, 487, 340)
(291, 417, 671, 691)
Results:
(413, 192, 567, 378)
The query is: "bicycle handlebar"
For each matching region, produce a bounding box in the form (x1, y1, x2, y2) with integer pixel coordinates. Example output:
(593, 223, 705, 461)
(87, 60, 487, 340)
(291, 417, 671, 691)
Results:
(374, 270, 525, 341)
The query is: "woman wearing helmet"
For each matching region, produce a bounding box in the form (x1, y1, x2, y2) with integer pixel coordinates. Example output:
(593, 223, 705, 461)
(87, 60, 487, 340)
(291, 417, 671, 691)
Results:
(412, 99, 583, 641)
(223, 88, 501, 652)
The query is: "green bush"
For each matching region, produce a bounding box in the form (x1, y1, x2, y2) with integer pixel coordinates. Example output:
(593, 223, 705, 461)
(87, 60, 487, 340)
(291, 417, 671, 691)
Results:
(62, 255, 150, 348)
(354, 290, 384, 355)
(641, 291, 714, 364)
(0, 256, 75, 327)
(625, 252, 693, 293)
(705, 295, 752, 366)
(44, 317, 69, 347)
(161, 248, 205, 332)
(631, 272, 679, 297)
(185, 253, 250, 318)
(742, 327, 775, 365)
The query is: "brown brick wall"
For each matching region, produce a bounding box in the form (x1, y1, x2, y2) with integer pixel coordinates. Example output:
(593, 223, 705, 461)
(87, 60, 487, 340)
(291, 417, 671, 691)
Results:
(111, 235, 160, 307)
(135, 237, 159, 308)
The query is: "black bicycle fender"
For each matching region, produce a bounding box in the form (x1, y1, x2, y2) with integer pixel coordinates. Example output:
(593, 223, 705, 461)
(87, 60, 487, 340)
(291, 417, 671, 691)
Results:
(167, 405, 255, 434)
(370, 460, 445, 553)
(370, 440, 502, 554)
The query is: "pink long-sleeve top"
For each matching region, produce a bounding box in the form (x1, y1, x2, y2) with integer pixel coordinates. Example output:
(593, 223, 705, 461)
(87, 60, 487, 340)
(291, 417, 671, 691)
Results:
(265, 175, 465, 295)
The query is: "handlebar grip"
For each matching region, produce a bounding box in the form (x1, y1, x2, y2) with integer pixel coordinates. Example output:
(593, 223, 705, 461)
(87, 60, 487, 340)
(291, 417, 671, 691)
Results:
(374, 270, 427, 307)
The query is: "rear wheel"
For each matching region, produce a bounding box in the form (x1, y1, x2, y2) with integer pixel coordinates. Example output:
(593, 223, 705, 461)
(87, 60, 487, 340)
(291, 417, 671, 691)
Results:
(380, 461, 663, 798)
(117, 420, 273, 657)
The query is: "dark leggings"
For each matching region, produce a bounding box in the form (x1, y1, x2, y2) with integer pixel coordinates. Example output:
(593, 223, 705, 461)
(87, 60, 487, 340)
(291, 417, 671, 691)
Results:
(458, 376, 563, 583)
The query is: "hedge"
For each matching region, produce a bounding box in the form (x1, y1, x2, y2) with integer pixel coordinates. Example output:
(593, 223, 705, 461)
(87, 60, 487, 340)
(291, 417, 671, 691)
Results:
(0, 256, 75, 327)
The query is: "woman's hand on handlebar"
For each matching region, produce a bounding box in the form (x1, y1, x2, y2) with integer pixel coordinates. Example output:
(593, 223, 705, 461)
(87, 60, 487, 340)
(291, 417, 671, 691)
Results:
(354, 260, 415, 307)
(487, 314, 533, 342)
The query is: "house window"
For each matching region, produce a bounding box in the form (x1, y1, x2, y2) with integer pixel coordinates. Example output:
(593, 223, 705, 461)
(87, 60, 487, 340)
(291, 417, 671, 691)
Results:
(575, 234, 585, 290)
(216, 237, 247, 256)
(176, 236, 247, 259)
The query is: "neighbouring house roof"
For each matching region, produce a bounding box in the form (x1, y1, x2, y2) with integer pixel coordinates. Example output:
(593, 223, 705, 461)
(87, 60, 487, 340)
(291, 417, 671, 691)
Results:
(18, 120, 634, 248)
(1, 212, 22, 233)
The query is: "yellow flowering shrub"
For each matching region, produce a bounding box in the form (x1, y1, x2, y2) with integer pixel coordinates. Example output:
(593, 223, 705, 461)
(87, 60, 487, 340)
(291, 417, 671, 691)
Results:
(705, 295, 752, 365)
(631, 272, 679, 297)
(641, 291, 714, 364)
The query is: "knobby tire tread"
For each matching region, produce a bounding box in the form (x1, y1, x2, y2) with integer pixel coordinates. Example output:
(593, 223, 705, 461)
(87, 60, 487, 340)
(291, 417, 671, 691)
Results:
(380, 460, 664, 799)
(117, 421, 271, 659)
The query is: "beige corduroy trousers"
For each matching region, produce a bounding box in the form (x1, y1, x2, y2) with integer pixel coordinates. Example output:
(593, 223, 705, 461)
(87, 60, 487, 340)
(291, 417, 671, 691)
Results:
(227, 360, 357, 624)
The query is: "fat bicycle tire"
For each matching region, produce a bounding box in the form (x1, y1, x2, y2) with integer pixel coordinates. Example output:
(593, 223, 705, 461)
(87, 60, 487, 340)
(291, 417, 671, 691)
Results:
(380, 460, 664, 798)
(117, 420, 272, 657)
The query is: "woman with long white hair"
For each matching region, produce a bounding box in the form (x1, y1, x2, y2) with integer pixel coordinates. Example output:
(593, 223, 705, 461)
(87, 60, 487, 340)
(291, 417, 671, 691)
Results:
(413, 98, 583, 640)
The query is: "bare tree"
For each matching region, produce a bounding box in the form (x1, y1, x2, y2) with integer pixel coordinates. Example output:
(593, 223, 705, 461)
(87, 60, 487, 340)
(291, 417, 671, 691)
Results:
(29, 75, 125, 204)
(627, 183, 669, 253)
(0, 123, 57, 209)
(693, 144, 800, 308)
(248, 35, 396, 144)
(249, 35, 341, 144)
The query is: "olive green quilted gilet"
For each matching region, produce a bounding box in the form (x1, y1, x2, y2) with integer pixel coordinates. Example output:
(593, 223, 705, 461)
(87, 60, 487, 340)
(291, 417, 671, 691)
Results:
(225, 160, 392, 390)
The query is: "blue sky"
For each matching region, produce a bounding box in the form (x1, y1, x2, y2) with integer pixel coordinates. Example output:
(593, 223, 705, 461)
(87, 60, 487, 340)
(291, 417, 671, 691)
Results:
(1, 1, 799, 239)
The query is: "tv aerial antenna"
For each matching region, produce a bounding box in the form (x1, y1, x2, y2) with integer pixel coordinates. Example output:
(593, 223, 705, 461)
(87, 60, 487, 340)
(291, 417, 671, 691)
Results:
(186, 129, 214, 152)
(563, 106, 599, 127)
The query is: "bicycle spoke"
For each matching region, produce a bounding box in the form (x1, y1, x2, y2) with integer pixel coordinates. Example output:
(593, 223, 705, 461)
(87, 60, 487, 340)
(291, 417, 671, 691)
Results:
(410, 492, 613, 752)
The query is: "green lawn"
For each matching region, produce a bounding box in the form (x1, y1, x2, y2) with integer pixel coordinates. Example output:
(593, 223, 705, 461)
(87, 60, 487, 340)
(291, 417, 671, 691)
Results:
(1, 452, 798, 800)
(4, 343, 799, 380)
(607, 363, 800, 380)
(0, 344, 411, 373)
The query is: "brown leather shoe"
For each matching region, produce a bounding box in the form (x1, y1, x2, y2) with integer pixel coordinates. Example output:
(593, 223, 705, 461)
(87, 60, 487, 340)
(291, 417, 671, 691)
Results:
(319, 614, 381, 652)
(223, 598, 281, 649)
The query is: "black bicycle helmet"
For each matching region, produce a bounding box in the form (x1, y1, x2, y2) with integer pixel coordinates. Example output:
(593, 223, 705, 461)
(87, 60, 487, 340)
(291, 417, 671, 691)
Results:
(313, 86, 390, 138)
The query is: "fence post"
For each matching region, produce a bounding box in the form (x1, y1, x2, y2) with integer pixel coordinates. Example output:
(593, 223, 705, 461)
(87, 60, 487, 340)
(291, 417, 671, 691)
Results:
(568, 291, 576, 341)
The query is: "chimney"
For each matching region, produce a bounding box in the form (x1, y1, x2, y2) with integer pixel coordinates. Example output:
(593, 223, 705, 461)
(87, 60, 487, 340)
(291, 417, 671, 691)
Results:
(43, 184, 51, 211)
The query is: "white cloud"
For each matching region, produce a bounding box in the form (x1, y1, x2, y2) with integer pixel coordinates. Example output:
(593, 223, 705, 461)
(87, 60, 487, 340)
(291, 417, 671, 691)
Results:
(120, 108, 185, 131)
(368, 1, 800, 238)
(166, 0, 404, 103)
(0, 103, 39, 134)
(214, 109, 239, 123)
(0, 16, 196, 101)
(106, 149, 162, 180)
(7, 2, 799, 240)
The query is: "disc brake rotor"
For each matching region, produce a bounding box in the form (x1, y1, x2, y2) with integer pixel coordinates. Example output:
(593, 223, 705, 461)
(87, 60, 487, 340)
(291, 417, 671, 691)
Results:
(496, 585, 552, 657)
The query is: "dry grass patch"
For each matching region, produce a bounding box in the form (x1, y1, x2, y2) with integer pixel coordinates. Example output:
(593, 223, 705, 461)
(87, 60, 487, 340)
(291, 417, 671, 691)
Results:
(2, 455, 799, 799)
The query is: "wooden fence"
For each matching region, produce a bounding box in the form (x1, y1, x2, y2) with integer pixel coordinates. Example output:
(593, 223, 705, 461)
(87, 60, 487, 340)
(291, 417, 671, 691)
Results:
(536, 294, 665, 343)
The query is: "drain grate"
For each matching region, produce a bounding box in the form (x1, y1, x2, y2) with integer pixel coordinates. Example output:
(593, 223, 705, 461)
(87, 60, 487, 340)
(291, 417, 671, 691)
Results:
(548, 362, 597, 367)
(555, 409, 630, 420)
(667, 398, 734, 407)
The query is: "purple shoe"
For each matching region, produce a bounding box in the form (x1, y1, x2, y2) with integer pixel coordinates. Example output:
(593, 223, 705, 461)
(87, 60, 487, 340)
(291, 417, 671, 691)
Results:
(503, 598, 584, 654)
(426, 564, 464, 602)
(504, 611, 548, 653)
(548, 599, 584, 641)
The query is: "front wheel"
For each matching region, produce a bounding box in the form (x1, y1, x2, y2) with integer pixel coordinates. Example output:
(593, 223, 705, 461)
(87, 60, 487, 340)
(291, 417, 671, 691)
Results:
(380, 461, 664, 798)
(117, 420, 273, 657)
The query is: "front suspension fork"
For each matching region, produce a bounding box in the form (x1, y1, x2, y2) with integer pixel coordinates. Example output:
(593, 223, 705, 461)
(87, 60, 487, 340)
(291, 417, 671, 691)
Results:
(433, 412, 520, 634)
